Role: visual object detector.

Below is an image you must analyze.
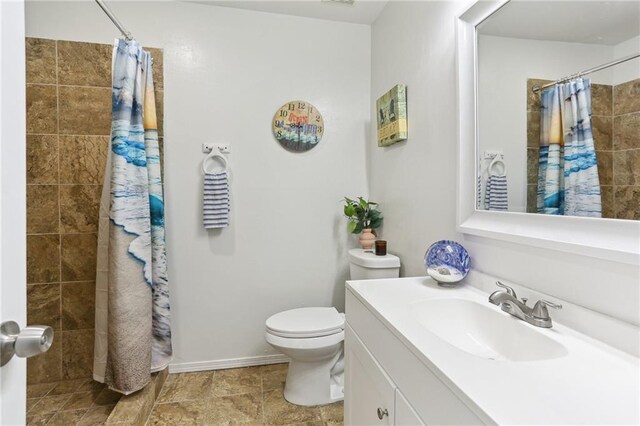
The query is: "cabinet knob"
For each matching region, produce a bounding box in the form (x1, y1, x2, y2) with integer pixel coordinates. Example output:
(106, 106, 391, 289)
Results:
(377, 407, 388, 420)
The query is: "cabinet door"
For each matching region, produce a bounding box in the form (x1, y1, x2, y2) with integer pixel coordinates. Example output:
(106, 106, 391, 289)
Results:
(345, 324, 396, 426)
(396, 389, 425, 426)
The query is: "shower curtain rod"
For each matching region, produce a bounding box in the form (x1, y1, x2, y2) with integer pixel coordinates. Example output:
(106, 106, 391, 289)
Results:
(95, 0, 133, 41)
(531, 52, 640, 93)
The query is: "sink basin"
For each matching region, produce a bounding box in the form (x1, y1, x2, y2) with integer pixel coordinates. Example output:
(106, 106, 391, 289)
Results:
(411, 298, 568, 361)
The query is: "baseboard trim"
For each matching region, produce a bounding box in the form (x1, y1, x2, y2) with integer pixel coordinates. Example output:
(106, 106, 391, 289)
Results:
(168, 354, 290, 374)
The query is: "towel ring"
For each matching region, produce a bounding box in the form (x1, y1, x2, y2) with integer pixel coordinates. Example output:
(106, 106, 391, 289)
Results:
(202, 151, 228, 174)
(488, 156, 507, 177)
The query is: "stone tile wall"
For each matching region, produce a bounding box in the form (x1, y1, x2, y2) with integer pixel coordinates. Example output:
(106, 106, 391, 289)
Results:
(526, 78, 638, 219)
(612, 79, 640, 219)
(25, 38, 163, 384)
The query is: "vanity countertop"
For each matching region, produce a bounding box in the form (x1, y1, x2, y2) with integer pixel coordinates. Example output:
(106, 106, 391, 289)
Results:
(346, 277, 640, 425)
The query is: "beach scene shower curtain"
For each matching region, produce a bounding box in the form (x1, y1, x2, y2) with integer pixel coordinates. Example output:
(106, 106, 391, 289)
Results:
(94, 39, 172, 394)
(537, 78, 602, 217)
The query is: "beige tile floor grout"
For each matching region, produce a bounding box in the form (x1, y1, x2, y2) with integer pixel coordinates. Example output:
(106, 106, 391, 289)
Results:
(26, 377, 121, 425)
(27, 363, 344, 425)
(145, 363, 344, 426)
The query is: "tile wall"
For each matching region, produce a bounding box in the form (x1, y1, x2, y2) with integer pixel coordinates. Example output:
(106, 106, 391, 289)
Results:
(526, 78, 639, 219)
(612, 79, 640, 219)
(25, 38, 164, 384)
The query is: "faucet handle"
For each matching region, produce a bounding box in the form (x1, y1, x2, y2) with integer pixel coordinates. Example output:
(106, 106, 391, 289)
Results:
(495, 281, 517, 298)
(532, 299, 562, 319)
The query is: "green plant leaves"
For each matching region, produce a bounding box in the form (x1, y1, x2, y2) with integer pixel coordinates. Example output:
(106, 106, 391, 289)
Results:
(344, 204, 355, 217)
(343, 196, 383, 233)
(369, 216, 383, 229)
(358, 197, 369, 209)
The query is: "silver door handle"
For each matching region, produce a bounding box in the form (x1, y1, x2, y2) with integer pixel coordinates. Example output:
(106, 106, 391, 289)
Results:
(1, 321, 53, 367)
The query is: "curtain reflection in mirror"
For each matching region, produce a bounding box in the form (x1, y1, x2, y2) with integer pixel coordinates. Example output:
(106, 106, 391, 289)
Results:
(537, 78, 602, 217)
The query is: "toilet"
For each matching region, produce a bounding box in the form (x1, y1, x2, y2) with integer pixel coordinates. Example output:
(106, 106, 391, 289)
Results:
(265, 248, 400, 406)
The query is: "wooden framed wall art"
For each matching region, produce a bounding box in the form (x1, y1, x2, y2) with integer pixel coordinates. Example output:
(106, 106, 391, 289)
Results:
(376, 84, 407, 147)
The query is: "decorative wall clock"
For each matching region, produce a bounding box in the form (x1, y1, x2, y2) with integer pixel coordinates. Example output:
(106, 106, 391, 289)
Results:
(272, 100, 324, 152)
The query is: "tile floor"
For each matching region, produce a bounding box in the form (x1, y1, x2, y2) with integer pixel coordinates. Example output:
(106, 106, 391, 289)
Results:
(25, 364, 343, 425)
(147, 363, 344, 425)
(26, 378, 121, 425)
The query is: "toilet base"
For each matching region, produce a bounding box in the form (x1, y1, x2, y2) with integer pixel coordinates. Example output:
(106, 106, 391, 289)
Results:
(283, 350, 344, 406)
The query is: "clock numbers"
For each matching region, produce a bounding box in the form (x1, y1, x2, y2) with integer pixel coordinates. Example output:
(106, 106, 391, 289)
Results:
(272, 100, 324, 152)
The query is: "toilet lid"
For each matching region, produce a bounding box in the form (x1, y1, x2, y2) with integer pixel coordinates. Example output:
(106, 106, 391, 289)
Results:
(348, 249, 400, 268)
(266, 307, 344, 338)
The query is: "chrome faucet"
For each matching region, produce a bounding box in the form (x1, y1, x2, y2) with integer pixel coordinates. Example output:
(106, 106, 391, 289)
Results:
(488, 281, 562, 328)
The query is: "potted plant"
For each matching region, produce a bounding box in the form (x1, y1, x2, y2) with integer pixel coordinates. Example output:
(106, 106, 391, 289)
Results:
(343, 197, 383, 249)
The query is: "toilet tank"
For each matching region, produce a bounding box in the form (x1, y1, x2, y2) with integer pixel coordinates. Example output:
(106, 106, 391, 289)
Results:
(348, 249, 400, 280)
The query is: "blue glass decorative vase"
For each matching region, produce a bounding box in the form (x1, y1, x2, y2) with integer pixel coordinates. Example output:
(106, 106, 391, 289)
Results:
(424, 240, 471, 286)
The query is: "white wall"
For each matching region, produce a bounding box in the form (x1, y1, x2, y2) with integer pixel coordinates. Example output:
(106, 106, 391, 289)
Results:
(369, 1, 462, 277)
(613, 35, 640, 85)
(477, 35, 613, 212)
(370, 2, 639, 340)
(26, 1, 370, 367)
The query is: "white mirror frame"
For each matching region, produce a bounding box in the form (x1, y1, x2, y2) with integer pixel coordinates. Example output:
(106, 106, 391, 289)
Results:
(456, 0, 640, 266)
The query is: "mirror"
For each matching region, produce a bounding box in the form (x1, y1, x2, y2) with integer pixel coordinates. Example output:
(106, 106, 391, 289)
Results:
(456, 0, 640, 265)
(476, 1, 640, 220)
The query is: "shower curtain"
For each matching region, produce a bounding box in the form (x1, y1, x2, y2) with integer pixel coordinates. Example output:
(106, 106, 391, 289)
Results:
(94, 39, 172, 394)
(537, 78, 602, 217)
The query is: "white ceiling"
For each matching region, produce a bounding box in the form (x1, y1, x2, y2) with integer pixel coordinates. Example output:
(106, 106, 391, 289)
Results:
(190, 0, 389, 25)
(478, 0, 640, 45)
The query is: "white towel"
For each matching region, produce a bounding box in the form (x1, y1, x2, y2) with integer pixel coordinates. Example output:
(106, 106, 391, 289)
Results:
(203, 171, 230, 229)
(485, 174, 508, 211)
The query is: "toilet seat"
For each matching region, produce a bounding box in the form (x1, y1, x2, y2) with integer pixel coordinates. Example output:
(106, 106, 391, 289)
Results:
(265, 329, 345, 350)
(266, 307, 344, 338)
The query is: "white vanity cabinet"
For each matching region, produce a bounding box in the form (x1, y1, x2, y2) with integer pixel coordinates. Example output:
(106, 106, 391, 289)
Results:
(344, 288, 485, 426)
(344, 324, 395, 425)
(345, 277, 640, 425)
(395, 389, 424, 426)
(345, 324, 424, 426)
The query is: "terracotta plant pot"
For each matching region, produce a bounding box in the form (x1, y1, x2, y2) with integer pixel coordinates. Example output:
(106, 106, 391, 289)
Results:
(359, 228, 376, 250)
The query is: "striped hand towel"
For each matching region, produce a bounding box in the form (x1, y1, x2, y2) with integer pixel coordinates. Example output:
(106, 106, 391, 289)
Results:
(203, 171, 230, 229)
(476, 174, 483, 209)
(485, 174, 508, 211)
